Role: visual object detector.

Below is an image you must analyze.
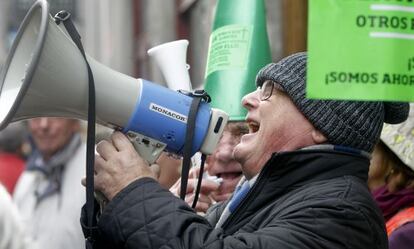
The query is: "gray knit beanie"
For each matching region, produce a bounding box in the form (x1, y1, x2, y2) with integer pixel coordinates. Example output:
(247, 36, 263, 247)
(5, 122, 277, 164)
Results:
(256, 52, 410, 152)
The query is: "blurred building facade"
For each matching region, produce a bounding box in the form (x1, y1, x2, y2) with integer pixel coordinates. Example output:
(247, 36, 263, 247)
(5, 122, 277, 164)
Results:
(0, 0, 307, 89)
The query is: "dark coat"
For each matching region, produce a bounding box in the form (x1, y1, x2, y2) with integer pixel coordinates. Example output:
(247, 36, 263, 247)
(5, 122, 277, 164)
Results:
(84, 149, 388, 249)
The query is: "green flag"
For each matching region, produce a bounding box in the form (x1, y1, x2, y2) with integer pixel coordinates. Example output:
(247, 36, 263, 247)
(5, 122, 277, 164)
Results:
(307, 0, 414, 101)
(204, 0, 272, 121)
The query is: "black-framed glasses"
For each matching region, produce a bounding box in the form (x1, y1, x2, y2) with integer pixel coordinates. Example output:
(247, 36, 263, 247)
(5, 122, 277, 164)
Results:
(259, 80, 277, 101)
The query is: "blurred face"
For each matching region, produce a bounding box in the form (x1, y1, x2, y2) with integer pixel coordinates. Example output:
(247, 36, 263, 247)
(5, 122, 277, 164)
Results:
(234, 81, 320, 179)
(368, 142, 391, 191)
(206, 122, 248, 202)
(29, 118, 80, 161)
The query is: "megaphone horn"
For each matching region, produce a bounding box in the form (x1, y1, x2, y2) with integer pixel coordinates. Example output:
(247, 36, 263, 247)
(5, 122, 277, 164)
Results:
(0, 0, 228, 163)
(0, 0, 139, 129)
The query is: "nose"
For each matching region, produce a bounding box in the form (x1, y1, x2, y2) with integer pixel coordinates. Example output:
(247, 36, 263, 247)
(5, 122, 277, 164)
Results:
(206, 140, 234, 176)
(37, 117, 50, 129)
(242, 90, 260, 111)
(214, 136, 235, 163)
(216, 145, 233, 162)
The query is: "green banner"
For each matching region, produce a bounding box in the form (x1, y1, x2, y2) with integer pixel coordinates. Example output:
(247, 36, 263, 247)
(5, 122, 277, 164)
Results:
(205, 24, 253, 77)
(204, 0, 271, 121)
(307, 0, 414, 101)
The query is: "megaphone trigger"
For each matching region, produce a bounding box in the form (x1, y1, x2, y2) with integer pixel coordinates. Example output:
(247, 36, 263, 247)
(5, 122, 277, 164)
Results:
(126, 131, 166, 165)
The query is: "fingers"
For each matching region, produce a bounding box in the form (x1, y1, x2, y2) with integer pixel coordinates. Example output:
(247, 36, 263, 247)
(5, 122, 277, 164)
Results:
(169, 176, 218, 213)
(177, 178, 197, 194)
(111, 131, 135, 152)
(80, 154, 105, 188)
(94, 154, 107, 172)
(197, 193, 212, 204)
(93, 154, 111, 195)
(198, 180, 220, 195)
(210, 192, 232, 203)
(90, 131, 156, 201)
(187, 167, 220, 194)
(189, 166, 201, 178)
(96, 140, 117, 160)
(193, 201, 210, 213)
(97, 132, 137, 161)
(185, 193, 213, 213)
(169, 175, 221, 198)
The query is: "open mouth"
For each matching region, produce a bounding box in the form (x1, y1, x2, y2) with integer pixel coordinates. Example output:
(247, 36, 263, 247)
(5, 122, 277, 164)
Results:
(248, 121, 260, 133)
(217, 172, 243, 180)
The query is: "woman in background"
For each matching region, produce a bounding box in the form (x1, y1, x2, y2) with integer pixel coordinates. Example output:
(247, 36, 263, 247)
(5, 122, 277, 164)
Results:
(369, 104, 414, 249)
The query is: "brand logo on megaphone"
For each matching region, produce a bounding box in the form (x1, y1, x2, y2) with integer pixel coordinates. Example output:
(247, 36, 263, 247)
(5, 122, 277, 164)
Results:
(149, 103, 187, 123)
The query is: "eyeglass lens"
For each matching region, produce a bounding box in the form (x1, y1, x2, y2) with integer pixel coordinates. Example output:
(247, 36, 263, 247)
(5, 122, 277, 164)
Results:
(261, 80, 274, 101)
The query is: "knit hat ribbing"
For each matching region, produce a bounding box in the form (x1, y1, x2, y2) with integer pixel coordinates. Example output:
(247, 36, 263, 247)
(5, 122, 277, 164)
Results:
(256, 52, 410, 152)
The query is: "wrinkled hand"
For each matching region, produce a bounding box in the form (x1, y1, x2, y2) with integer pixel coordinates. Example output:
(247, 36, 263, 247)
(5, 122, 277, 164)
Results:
(92, 131, 158, 201)
(170, 167, 220, 213)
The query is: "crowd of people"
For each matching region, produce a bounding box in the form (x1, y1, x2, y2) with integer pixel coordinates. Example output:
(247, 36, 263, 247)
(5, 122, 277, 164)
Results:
(0, 53, 413, 249)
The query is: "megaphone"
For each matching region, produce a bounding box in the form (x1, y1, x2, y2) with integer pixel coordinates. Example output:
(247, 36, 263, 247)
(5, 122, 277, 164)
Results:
(0, 0, 228, 163)
(147, 40, 192, 92)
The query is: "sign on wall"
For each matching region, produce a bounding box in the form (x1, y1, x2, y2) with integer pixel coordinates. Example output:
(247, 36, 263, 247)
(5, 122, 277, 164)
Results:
(307, 0, 414, 101)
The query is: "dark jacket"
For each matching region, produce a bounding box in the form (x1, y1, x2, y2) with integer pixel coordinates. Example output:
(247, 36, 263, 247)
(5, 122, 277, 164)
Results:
(85, 149, 388, 249)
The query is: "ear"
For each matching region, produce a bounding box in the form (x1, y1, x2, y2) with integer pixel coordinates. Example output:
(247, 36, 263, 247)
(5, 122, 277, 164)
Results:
(311, 129, 327, 144)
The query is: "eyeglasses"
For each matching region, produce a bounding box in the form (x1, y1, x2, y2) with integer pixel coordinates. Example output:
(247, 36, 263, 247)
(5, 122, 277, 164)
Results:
(259, 80, 280, 101)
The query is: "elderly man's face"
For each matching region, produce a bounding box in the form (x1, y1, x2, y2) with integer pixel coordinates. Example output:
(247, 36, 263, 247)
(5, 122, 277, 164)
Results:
(234, 83, 321, 179)
(29, 117, 80, 161)
(205, 122, 248, 202)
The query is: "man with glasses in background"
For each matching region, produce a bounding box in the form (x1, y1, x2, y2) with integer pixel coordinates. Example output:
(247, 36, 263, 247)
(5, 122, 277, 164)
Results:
(169, 66, 256, 213)
(84, 52, 408, 249)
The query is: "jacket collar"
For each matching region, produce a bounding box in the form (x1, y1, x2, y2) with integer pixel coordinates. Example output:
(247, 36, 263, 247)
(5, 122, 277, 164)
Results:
(222, 148, 370, 233)
(262, 148, 369, 191)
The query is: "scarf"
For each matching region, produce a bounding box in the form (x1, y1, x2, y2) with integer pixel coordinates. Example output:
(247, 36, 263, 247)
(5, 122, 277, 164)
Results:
(27, 134, 81, 204)
(215, 175, 257, 228)
(372, 185, 414, 221)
